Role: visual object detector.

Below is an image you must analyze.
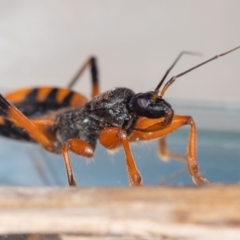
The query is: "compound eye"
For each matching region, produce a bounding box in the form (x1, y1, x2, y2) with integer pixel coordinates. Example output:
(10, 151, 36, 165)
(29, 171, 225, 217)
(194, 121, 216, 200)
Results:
(137, 98, 149, 110)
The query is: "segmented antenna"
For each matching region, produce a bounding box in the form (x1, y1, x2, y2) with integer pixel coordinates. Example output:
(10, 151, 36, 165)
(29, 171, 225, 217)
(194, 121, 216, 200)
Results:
(152, 51, 201, 100)
(159, 45, 240, 98)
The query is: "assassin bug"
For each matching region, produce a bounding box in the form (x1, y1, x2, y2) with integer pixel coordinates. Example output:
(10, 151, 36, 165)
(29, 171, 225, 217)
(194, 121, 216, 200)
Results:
(0, 46, 239, 187)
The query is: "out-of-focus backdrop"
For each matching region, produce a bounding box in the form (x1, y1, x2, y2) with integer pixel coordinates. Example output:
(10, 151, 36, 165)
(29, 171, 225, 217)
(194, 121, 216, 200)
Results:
(0, 1, 239, 187)
(0, 1, 240, 105)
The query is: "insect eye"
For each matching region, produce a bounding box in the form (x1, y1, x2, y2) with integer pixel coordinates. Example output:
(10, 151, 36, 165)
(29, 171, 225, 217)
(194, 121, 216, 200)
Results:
(136, 98, 149, 110)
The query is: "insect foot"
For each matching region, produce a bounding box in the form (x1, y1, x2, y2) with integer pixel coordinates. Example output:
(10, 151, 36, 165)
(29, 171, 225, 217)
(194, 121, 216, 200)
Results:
(192, 174, 210, 185)
(129, 172, 143, 187)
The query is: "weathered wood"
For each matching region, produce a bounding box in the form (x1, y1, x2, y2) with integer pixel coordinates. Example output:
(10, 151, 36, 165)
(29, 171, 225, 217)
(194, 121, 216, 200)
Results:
(0, 185, 240, 240)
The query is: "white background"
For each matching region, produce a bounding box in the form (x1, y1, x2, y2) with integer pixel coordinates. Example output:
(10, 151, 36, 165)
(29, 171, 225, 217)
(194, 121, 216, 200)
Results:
(0, 1, 239, 107)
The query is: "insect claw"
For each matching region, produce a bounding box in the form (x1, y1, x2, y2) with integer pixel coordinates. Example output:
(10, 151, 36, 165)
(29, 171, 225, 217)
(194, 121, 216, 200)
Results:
(70, 176, 77, 187)
(192, 175, 210, 185)
(130, 173, 143, 187)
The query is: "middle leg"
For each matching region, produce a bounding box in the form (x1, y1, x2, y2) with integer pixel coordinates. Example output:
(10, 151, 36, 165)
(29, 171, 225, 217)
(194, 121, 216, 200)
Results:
(99, 127, 142, 187)
(62, 138, 94, 186)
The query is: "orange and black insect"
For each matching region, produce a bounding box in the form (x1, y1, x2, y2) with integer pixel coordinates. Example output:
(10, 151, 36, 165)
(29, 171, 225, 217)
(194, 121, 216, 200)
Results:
(0, 46, 239, 187)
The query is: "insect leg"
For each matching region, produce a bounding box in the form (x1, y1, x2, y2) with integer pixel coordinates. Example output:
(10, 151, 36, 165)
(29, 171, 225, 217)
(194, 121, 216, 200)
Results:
(132, 117, 192, 162)
(62, 138, 94, 186)
(99, 127, 142, 187)
(0, 94, 55, 151)
(67, 57, 99, 98)
(158, 136, 186, 162)
(130, 115, 209, 185)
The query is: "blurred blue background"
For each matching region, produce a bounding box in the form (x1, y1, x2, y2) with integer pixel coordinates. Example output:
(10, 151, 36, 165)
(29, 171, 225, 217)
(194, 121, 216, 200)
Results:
(0, 105, 239, 187)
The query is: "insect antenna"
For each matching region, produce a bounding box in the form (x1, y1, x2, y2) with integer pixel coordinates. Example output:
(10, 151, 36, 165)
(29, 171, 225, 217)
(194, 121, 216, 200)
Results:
(159, 45, 240, 98)
(152, 51, 201, 100)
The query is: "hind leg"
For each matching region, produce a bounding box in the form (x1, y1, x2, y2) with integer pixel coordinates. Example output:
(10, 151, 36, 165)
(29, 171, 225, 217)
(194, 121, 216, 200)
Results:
(67, 57, 99, 98)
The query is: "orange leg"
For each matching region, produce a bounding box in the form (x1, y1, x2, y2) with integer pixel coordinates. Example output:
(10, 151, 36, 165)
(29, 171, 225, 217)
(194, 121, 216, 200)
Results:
(0, 94, 56, 152)
(67, 57, 99, 98)
(62, 138, 94, 186)
(130, 115, 209, 185)
(158, 136, 186, 162)
(99, 127, 142, 186)
(134, 118, 186, 162)
(0, 94, 89, 187)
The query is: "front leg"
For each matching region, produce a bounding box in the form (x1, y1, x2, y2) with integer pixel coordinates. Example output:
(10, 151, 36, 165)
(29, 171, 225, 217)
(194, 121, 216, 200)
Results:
(158, 136, 186, 162)
(130, 115, 209, 185)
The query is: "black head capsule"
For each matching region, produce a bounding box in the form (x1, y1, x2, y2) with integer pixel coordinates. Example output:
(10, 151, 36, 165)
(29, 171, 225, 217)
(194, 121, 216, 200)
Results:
(128, 91, 174, 122)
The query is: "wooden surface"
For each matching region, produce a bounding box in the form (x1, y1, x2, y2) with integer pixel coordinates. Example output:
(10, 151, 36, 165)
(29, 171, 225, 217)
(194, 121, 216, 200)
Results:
(0, 185, 240, 240)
